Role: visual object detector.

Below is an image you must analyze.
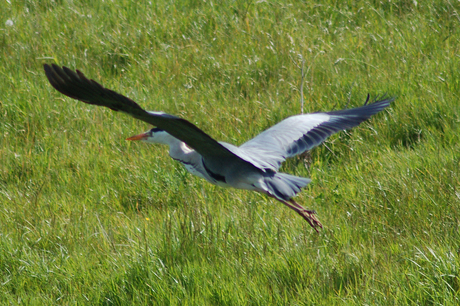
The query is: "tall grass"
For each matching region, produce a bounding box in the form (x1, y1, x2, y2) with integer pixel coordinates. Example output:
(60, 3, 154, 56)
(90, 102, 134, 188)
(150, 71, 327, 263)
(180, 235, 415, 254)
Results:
(1, 0, 459, 304)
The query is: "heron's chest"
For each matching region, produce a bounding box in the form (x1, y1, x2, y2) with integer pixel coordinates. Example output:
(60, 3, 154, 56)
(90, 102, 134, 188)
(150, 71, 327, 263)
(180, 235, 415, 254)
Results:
(182, 163, 206, 180)
(185, 160, 232, 188)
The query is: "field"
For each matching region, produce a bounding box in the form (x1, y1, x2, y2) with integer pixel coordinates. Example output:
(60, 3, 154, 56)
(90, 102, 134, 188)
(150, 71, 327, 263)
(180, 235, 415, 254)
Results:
(1, 0, 459, 304)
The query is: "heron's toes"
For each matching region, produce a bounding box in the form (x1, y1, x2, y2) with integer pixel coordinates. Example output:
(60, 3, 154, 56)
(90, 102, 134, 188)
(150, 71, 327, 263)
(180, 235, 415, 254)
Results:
(302, 210, 323, 232)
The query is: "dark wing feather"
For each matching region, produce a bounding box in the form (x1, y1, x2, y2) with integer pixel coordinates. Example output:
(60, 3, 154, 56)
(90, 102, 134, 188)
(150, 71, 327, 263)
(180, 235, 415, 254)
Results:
(239, 96, 394, 170)
(285, 96, 395, 157)
(43, 64, 255, 172)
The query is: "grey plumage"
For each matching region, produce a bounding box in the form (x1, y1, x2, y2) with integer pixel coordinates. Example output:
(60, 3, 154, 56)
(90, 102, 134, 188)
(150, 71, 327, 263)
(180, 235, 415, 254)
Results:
(44, 64, 394, 231)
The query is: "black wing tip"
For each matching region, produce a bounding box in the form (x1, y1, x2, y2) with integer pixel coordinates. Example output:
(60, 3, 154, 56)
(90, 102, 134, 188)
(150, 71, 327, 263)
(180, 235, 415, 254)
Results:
(363, 93, 370, 105)
(325, 94, 395, 118)
(43, 63, 57, 80)
(43, 63, 82, 100)
(43, 64, 67, 92)
(43, 63, 70, 77)
(43, 63, 147, 114)
(366, 93, 396, 106)
(367, 94, 396, 113)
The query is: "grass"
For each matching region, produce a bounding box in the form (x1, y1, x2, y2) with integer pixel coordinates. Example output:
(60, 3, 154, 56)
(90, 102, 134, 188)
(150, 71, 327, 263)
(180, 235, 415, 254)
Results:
(1, 0, 459, 304)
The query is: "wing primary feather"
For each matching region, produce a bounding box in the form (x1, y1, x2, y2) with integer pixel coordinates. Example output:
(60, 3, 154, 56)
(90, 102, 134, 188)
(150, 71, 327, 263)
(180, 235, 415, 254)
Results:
(239, 95, 394, 170)
(43, 64, 261, 174)
(364, 93, 370, 105)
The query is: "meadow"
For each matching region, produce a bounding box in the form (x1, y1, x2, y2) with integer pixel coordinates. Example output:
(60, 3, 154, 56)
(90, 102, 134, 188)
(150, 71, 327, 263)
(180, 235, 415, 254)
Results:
(1, 0, 459, 304)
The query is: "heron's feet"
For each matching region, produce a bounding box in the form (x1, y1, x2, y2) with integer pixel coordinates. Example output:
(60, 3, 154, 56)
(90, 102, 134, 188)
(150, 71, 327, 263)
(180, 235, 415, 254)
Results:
(275, 197, 323, 232)
(300, 209, 323, 232)
(288, 200, 323, 232)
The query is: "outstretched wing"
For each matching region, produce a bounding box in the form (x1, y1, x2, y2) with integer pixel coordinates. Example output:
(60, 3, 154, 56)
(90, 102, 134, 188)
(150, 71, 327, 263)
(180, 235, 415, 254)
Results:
(43, 64, 258, 174)
(239, 96, 394, 170)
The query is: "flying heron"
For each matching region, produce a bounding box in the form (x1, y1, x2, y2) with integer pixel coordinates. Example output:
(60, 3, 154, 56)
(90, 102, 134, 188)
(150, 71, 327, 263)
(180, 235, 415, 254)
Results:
(44, 64, 394, 231)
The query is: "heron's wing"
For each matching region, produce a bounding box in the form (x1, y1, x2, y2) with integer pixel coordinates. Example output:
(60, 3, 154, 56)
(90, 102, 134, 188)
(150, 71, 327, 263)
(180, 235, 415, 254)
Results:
(239, 96, 394, 170)
(43, 64, 257, 173)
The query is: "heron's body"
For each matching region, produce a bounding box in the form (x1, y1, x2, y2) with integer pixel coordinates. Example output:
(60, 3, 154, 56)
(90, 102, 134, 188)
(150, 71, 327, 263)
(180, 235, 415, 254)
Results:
(138, 120, 314, 201)
(153, 130, 230, 187)
(44, 64, 394, 231)
(152, 130, 297, 195)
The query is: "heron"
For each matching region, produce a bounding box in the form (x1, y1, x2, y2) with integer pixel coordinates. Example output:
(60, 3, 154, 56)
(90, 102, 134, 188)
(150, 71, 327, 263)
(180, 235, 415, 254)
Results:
(44, 64, 394, 231)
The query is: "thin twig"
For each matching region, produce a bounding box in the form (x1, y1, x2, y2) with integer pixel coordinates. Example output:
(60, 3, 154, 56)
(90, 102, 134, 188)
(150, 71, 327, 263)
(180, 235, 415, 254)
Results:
(300, 58, 306, 113)
(290, 51, 323, 114)
(300, 51, 324, 113)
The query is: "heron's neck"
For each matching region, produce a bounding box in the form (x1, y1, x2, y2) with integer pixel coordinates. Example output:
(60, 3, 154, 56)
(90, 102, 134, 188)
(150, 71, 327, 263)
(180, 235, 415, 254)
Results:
(152, 133, 197, 163)
(169, 141, 196, 163)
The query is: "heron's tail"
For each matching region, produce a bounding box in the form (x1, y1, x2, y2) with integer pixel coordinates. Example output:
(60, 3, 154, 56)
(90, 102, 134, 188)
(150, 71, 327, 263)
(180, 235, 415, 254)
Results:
(264, 173, 311, 201)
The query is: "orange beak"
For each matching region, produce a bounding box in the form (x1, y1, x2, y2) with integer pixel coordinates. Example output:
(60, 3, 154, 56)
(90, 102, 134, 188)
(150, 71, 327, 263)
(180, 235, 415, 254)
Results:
(126, 132, 149, 141)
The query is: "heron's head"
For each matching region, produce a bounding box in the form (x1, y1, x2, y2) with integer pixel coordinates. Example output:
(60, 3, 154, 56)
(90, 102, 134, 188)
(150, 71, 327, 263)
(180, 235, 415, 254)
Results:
(126, 128, 172, 145)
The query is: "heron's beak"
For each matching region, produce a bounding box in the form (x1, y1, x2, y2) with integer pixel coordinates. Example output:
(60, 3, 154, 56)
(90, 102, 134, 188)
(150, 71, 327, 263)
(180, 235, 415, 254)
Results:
(126, 132, 149, 141)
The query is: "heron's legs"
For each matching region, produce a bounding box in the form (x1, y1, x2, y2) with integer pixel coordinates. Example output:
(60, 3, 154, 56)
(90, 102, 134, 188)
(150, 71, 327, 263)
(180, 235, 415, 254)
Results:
(280, 199, 323, 232)
(258, 191, 323, 231)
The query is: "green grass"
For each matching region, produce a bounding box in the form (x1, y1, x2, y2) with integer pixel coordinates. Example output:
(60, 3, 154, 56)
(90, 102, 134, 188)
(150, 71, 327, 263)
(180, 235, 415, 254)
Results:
(1, 0, 459, 304)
